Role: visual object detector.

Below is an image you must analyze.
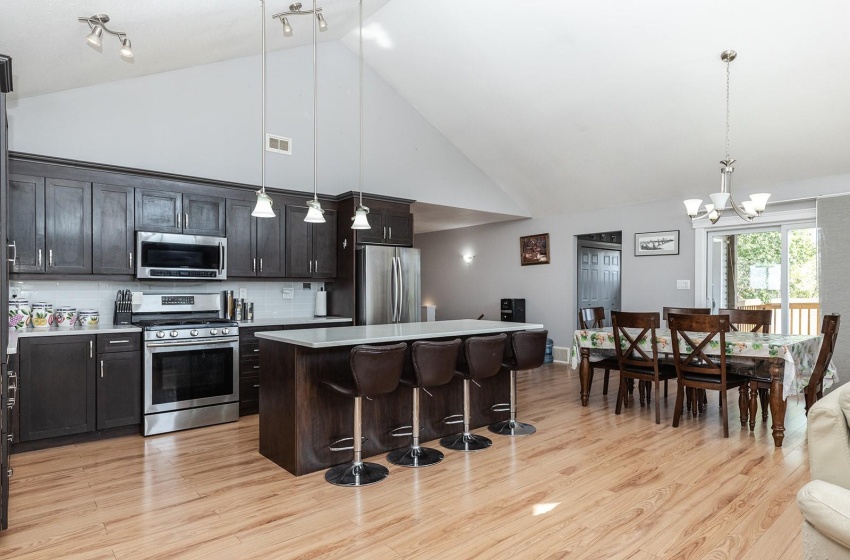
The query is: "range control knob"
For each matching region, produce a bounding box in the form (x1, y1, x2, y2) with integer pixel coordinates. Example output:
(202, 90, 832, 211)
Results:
(190, 330, 199, 337)
(222, 328, 231, 335)
(170, 330, 179, 338)
(210, 329, 218, 335)
(156, 331, 166, 339)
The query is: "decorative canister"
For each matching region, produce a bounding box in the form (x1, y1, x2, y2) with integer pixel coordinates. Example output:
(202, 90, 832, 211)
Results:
(78, 309, 100, 327)
(54, 306, 77, 328)
(31, 302, 54, 328)
(8, 300, 26, 330)
(15, 299, 31, 327)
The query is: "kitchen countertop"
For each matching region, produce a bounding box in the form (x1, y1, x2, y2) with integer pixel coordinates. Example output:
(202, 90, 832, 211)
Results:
(255, 319, 545, 349)
(237, 317, 352, 327)
(7, 324, 142, 355)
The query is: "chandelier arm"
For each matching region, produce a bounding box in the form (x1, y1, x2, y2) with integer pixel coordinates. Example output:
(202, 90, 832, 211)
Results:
(728, 198, 755, 221)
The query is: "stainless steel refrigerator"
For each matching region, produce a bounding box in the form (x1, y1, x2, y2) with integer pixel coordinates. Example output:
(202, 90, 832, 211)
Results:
(356, 245, 421, 325)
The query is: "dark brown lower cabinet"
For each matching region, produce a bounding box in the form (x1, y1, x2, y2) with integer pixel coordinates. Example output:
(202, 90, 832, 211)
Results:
(19, 336, 96, 441)
(18, 334, 141, 443)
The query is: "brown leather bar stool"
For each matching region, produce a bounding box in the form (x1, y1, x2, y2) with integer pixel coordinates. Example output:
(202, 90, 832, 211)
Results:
(440, 333, 507, 452)
(489, 329, 548, 436)
(387, 339, 462, 467)
(321, 342, 407, 487)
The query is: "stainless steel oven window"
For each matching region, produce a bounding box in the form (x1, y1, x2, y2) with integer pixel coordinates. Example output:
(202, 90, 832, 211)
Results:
(143, 337, 239, 414)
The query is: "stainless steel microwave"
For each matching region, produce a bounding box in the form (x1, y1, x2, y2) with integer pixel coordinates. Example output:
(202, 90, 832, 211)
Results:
(136, 232, 227, 280)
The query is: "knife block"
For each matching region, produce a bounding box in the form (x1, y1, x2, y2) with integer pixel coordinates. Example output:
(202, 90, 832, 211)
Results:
(113, 303, 132, 325)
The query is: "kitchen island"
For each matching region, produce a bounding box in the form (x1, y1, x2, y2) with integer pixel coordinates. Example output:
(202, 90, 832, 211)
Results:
(256, 319, 544, 476)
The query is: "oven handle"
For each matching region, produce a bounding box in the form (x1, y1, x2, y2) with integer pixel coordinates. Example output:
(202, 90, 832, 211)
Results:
(146, 336, 239, 348)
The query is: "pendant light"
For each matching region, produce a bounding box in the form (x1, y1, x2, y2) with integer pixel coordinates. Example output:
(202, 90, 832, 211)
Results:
(351, 0, 370, 230)
(252, 0, 275, 218)
(684, 50, 770, 223)
(304, 0, 326, 224)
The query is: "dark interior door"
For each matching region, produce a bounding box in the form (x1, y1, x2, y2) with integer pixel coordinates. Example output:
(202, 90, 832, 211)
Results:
(577, 242, 622, 327)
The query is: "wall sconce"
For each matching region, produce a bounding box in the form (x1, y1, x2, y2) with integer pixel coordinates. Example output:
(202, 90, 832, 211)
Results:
(463, 254, 475, 264)
(78, 14, 134, 60)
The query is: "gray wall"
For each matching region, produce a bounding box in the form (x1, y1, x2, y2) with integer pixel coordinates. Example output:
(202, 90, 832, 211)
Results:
(7, 42, 525, 217)
(416, 197, 697, 346)
(818, 195, 850, 389)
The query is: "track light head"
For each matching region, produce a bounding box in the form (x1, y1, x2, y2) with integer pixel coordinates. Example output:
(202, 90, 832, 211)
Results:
(86, 26, 103, 48)
(120, 38, 133, 59)
(317, 13, 327, 31)
(282, 17, 293, 36)
(79, 14, 132, 61)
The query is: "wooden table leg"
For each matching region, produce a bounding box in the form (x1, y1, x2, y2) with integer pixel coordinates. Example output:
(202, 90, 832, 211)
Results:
(769, 360, 787, 447)
(580, 347, 590, 406)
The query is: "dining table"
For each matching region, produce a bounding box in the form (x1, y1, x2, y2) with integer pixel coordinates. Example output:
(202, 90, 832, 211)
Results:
(571, 327, 835, 447)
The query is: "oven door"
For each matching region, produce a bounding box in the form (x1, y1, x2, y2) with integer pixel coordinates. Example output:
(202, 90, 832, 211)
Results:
(144, 337, 239, 414)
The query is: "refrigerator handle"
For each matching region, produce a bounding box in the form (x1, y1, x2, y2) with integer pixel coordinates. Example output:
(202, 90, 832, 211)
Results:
(391, 256, 398, 322)
(397, 254, 404, 322)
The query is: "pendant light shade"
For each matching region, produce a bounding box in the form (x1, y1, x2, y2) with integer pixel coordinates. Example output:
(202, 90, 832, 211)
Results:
(305, 199, 325, 223)
(303, 0, 325, 224)
(252, 191, 275, 218)
(351, 206, 370, 229)
(351, 0, 371, 230)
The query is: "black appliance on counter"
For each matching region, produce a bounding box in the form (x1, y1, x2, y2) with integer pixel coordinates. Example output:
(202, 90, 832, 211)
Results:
(500, 298, 526, 323)
(1, 53, 12, 531)
(132, 292, 239, 436)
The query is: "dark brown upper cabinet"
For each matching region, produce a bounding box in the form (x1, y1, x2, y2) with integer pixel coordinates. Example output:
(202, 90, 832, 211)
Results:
(285, 206, 336, 279)
(355, 207, 413, 247)
(8, 174, 45, 273)
(135, 190, 225, 237)
(92, 184, 135, 275)
(225, 197, 286, 278)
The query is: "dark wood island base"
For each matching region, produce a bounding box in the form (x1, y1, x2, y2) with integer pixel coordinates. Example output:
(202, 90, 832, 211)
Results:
(257, 320, 543, 476)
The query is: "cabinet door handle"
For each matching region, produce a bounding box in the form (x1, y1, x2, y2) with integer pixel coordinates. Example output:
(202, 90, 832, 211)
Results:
(388, 227, 392, 240)
(100, 360, 105, 378)
(253, 365, 260, 369)
(253, 384, 260, 388)
(90, 340, 93, 359)
(177, 213, 181, 229)
(6, 434, 12, 444)
(185, 213, 189, 229)
(37, 248, 42, 267)
(383, 226, 387, 240)
(252, 258, 256, 272)
(48, 249, 53, 267)
(259, 258, 263, 272)
(129, 252, 134, 269)
(253, 348, 259, 353)
(109, 339, 130, 344)
(314, 260, 318, 274)
(309, 260, 312, 274)
(7, 241, 16, 264)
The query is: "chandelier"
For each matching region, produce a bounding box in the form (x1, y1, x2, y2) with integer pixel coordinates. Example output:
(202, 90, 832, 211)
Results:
(684, 50, 770, 224)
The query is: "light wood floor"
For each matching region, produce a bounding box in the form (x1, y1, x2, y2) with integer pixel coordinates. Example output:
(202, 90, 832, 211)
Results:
(2, 363, 809, 559)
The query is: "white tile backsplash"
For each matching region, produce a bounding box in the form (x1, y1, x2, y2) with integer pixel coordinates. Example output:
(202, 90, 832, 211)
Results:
(10, 280, 326, 324)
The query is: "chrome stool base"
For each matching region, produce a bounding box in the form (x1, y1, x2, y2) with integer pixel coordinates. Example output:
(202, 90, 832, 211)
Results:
(440, 432, 492, 451)
(324, 461, 389, 486)
(387, 445, 444, 467)
(488, 419, 536, 436)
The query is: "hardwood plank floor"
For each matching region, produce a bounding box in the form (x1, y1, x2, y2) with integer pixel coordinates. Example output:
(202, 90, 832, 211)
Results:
(2, 363, 810, 559)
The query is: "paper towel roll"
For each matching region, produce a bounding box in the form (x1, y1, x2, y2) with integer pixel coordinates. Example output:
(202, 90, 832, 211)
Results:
(315, 289, 327, 317)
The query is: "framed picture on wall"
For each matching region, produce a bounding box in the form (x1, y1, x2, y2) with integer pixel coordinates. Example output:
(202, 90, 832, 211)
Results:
(520, 233, 550, 265)
(634, 230, 679, 256)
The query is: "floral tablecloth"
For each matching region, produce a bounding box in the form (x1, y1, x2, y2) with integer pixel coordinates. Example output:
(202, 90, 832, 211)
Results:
(571, 328, 835, 400)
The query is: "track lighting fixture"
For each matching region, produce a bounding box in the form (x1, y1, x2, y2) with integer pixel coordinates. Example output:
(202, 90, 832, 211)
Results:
(78, 14, 133, 60)
(271, 2, 328, 37)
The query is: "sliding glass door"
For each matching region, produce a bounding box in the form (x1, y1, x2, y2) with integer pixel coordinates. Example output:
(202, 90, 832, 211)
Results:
(707, 223, 818, 334)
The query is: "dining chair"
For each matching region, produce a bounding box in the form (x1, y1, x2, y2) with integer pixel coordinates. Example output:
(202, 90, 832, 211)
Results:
(662, 307, 711, 327)
(669, 313, 750, 438)
(611, 311, 677, 424)
(720, 308, 772, 425)
(578, 307, 619, 396)
(803, 314, 840, 413)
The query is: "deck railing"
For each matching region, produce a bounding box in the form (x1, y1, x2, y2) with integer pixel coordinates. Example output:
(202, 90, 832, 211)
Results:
(739, 302, 821, 336)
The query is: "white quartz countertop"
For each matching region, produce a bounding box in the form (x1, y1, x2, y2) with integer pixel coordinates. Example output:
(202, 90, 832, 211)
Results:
(238, 317, 352, 327)
(7, 324, 142, 355)
(255, 319, 545, 348)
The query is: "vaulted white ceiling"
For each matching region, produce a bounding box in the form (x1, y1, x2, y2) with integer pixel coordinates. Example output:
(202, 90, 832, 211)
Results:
(2, 0, 850, 229)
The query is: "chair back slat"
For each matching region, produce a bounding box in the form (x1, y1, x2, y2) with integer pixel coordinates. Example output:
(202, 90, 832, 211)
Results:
(720, 308, 772, 333)
(805, 313, 841, 412)
(611, 311, 661, 372)
(579, 307, 606, 329)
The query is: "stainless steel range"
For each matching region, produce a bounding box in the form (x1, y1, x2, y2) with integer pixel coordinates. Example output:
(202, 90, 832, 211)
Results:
(133, 293, 239, 436)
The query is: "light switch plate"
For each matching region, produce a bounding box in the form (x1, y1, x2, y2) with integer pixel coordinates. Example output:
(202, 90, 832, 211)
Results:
(9, 287, 20, 299)
(239, 288, 248, 299)
(676, 280, 690, 290)
(282, 288, 294, 299)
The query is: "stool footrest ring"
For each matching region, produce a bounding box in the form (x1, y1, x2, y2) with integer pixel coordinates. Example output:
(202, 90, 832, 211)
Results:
(490, 402, 511, 413)
(442, 414, 464, 425)
(329, 436, 367, 452)
(390, 425, 413, 437)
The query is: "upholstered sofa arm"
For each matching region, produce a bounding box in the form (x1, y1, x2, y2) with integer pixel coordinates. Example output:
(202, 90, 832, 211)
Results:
(798, 480, 850, 552)
(807, 384, 850, 488)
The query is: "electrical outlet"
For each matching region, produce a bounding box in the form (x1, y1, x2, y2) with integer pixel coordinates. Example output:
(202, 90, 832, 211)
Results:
(282, 289, 294, 299)
(676, 280, 691, 290)
(303, 283, 312, 290)
(9, 287, 21, 299)
(239, 288, 248, 299)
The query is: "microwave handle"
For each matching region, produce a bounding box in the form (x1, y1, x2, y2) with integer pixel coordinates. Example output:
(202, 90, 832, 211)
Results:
(219, 242, 224, 274)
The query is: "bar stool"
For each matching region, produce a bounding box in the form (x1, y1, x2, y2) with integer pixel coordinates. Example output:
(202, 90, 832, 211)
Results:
(387, 339, 462, 467)
(440, 333, 507, 452)
(320, 342, 407, 487)
(489, 329, 548, 436)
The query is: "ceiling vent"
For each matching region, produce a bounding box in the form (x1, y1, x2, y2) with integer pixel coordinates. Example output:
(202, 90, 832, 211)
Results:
(266, 134, 292, 155)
